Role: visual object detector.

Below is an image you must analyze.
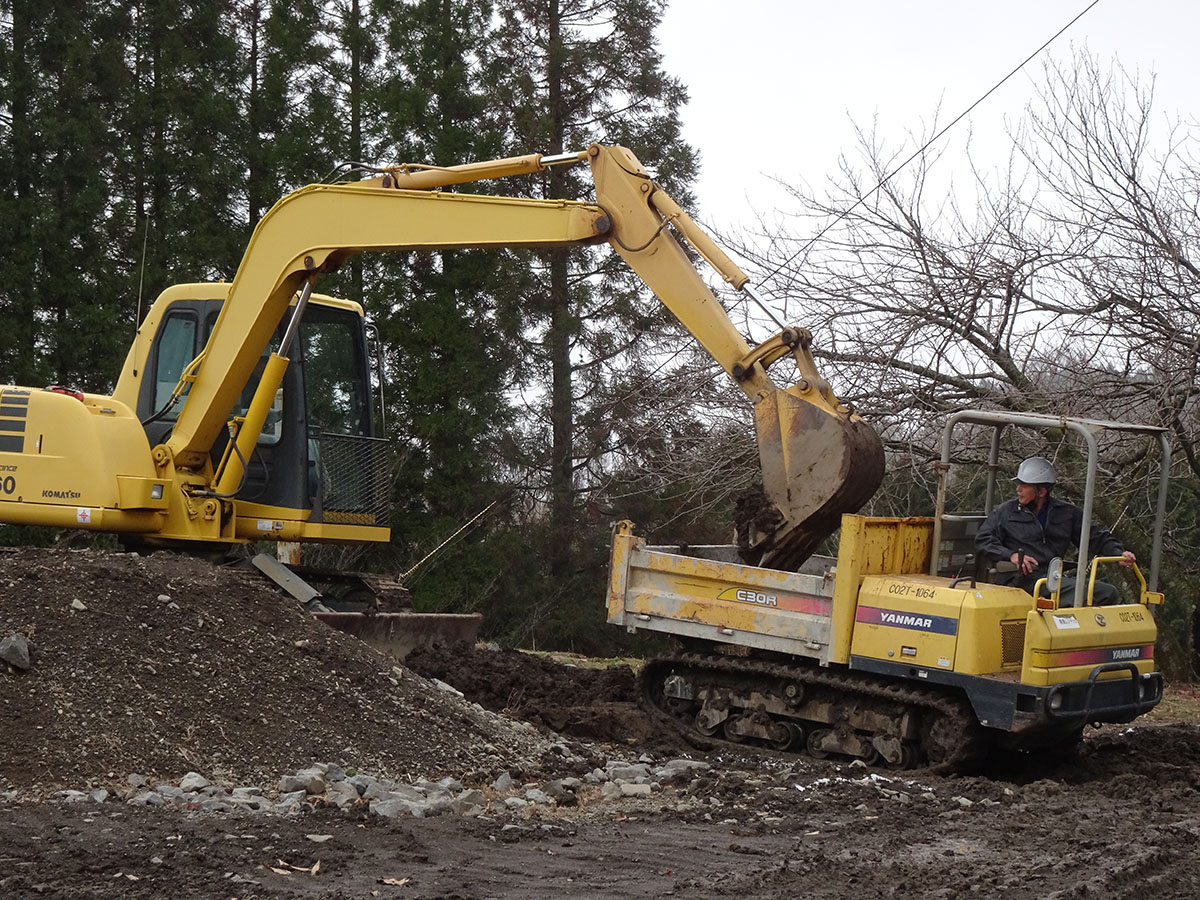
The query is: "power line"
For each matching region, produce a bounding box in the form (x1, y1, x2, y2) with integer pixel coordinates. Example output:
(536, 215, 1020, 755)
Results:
(757, 0, 1103, 285)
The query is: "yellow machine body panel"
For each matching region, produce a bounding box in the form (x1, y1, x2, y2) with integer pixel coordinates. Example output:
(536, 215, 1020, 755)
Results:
(953, 583, 1040, 675)
(828, 515, 934, 664)
(230, 500, 387, 544)
(608, 521, 837, 661)
(850, 574, 967, 673)
(1021, 604, 1157, 686)
(0, 387, 167, 533)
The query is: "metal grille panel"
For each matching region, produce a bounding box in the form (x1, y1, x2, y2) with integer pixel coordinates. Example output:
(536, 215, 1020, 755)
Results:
(1001, 619, 1026, 668)
(313, 433, 391, 528)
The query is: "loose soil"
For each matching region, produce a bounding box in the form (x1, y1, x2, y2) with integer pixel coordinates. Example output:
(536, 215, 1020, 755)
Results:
(2, 546, 1199, 899)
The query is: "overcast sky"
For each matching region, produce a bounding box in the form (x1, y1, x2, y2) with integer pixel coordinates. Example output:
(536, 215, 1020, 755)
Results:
(657, 0, 1197, 228)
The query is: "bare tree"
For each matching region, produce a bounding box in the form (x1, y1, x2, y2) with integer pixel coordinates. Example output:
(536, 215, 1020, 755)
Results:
(1021, 52, 1200, 473)
(729, 48, 1198, 671)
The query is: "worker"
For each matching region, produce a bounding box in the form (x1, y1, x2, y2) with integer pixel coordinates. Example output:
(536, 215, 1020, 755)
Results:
(974, 456, 1136, 607)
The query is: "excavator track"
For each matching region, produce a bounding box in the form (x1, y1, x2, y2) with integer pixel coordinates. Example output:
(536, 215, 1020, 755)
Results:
(641, 652, 988, 770)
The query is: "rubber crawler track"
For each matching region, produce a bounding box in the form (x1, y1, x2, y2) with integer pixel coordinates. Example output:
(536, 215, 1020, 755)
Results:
(641, 652, 989, 770)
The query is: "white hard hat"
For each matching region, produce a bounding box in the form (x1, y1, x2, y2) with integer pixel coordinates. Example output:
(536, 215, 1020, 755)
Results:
(1013, 456, 1057, 485)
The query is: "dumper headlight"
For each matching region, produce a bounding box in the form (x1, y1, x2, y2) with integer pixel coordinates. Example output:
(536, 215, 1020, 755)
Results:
(1048, 693, 1064, 711)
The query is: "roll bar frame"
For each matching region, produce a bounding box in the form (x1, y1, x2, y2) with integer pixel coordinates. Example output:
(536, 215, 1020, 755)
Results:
(930, 409, 1170, 608)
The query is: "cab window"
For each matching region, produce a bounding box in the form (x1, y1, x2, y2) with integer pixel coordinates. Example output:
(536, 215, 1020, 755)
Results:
(301, 307, 369, 436)
(152, 313, 198, 414)
(223, 310, 284, 447)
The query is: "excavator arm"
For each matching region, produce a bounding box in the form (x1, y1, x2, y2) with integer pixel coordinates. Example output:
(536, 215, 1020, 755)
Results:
(586, 145, 885, 567)
(43, 145, 883, 567)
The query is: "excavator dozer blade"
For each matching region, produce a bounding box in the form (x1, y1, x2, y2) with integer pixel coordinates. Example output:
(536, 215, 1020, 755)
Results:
(314, 612, 483, 661)
(739, 387, 885, 571)
(249, 554, 483, 661)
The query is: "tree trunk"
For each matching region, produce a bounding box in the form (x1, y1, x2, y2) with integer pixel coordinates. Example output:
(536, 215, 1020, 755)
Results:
(8, 0, 37, 382)
(545, 3, 574, 576)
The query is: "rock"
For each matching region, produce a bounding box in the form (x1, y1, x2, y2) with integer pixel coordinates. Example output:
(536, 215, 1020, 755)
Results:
(437, 776, 464, 793)
(0, 633, 32, 671)
(599, 782, 624, 800)
(71, 599, 87, 611)
(157, 594, 172, 603)
(453, 788, 488, 817)
(127, 774, 148, 788)
(90, 789, 109, 803)
(608, 763, 650, 783)
(523, 788, 554, 806)
(327, 781, 360, 808)
(277, 790, 308, 810)
(381, 784, 426, 803)
(371, 796, 427, 819)
(322, 764, 348, 783)
(279, 770, 326, 795)
(129, 791, 166, 807)
(53, 790, 88, 803)
(278, 775, 306, 793)
(360, 780, 400, 801)
(493, 771, 514, 792)
(659, 758, 710, 776)
(423, 793, 454, 817)
(295, 768, 328, 794)
(542, 779, 578, 805)
(432, 678, 464, 697)
(156, 785, 185, 801)
(620, 783, 653, 797)
(179, 772, 210, 793)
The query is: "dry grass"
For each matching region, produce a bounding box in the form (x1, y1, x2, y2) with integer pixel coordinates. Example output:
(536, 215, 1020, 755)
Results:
(1147, 683, 1200, 724)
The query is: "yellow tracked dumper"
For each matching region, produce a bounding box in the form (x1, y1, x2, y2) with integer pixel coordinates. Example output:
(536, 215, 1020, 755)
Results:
(609, 410, 1166, 767)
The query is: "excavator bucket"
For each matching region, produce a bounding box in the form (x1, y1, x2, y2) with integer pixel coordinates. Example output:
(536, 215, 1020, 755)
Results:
(738, 386, 886, 571)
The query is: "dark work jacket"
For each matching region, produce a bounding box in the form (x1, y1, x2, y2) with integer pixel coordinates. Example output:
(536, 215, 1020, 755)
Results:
(974, 495, 1125, 573)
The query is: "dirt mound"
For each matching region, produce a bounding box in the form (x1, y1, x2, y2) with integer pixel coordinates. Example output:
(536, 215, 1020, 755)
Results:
(3, 546, 1200, 898)
(404, 644, 681, 752)
(0, 547, 558, 792)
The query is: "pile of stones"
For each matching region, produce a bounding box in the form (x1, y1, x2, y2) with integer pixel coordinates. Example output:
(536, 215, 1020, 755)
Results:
(0, 755, 714, 820)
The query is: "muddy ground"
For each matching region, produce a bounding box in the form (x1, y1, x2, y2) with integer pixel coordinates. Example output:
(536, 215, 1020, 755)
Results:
(2, 546, 1199, 899)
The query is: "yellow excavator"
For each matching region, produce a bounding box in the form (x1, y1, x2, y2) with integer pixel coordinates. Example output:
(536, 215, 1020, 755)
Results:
(0, 144, 880, 647)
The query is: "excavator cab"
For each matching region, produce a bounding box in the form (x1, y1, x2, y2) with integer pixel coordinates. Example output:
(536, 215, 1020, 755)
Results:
(115, 284, 390, 543)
